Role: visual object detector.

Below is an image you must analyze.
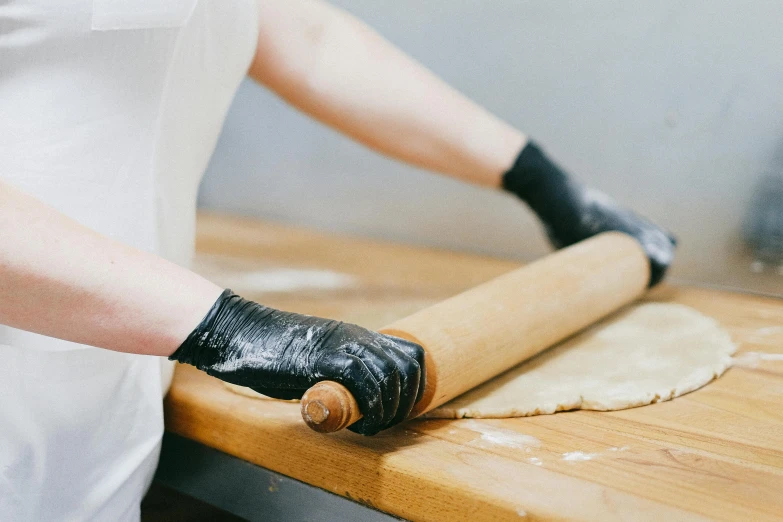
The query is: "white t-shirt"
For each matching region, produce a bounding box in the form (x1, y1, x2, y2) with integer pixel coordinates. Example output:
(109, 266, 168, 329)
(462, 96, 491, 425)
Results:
(0, 1, 258, 519)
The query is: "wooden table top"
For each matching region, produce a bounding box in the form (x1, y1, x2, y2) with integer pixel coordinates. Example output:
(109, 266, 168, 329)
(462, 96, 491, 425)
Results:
(165, 212, 783, 521)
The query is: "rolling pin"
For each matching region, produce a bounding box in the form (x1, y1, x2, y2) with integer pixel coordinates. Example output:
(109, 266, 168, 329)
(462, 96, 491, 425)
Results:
(300, 232, 650, 433)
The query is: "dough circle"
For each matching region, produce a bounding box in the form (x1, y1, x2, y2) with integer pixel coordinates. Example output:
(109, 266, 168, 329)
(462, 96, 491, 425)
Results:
(223, 303, 736, 419)
(427, 302, 736, 418)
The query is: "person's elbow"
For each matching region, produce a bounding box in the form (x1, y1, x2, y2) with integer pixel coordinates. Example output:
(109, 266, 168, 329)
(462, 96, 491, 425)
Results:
(248, 0, 340, 94)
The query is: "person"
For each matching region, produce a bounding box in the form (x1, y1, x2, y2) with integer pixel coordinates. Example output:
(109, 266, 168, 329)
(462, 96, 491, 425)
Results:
(0, 0, 676, 519)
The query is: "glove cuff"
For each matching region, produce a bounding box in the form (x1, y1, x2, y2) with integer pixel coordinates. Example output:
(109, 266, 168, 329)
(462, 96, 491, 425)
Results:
(502, 140, 568, 201)
(169, 288, 238, 368)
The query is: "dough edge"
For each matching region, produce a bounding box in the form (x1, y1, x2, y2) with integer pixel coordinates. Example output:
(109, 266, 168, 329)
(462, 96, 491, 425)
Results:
(426, 302, 736, 419)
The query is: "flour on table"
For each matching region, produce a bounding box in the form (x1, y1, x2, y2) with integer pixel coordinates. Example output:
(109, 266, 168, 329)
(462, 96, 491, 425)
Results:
(732, 351, 783, 368)
(461, 420, 541, 450)
(426, 302, 736, 419)
(221, 268, 356, 293)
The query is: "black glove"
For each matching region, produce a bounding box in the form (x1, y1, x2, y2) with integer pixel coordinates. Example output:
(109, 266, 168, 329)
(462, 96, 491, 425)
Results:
(170, 290, 426, 435)
(502, 141, 677, 286)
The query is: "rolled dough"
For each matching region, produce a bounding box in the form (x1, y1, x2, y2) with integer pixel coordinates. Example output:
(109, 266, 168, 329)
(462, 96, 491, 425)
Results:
(427, 302, 736, 418)
(223, 303, 736, 419)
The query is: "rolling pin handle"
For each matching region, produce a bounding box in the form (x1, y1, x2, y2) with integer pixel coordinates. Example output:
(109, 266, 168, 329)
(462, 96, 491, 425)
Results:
(301, 381, 363, 433)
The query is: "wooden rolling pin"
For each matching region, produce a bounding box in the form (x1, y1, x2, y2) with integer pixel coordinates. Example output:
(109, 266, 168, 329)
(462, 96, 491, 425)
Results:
(300, 232, 650, 433)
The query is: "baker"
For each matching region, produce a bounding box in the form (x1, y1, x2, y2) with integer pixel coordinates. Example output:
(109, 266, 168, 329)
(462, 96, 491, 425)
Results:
(0, 0, 676, 519)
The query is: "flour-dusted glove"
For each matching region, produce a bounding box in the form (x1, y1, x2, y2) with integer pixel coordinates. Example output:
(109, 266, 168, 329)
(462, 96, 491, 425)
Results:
(170, 289, 426, 435)
(502, 141, 677, 286)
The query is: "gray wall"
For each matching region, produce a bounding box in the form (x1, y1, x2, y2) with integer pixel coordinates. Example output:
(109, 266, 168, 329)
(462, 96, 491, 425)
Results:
(199, 0, 783, 297)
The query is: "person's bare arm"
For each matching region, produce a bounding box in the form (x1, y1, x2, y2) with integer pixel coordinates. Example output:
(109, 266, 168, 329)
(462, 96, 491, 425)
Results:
(249, 0, 525, 187)
(248, 0, 677, 286)
(1, 178, 424, 433)
(0, 180, 223, 356)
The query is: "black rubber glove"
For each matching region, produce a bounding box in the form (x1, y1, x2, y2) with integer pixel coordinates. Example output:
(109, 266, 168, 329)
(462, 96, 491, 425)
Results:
(170, 290, 426, 436)
(502, 141, 677, 286)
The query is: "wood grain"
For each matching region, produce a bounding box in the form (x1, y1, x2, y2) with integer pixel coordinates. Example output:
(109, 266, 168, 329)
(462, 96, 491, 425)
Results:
(165, 212, 783, 521)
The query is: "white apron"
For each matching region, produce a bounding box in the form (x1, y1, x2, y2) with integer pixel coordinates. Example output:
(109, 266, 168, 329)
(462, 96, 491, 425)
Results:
(0, 1, 258, 519)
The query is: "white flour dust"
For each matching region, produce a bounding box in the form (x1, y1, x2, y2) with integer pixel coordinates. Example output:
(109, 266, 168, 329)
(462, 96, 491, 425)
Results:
(755, 326, 783, 336)
(636, 227, 675, 265)
(562, 451, 599, 462)
(562, 446, 629, 462)
(219, 268, 356, 293)
(462, 420, 541, 450)
(579, 187, 674, 265)
(732, 351, 783, 368)
(527, 457, 543, 466)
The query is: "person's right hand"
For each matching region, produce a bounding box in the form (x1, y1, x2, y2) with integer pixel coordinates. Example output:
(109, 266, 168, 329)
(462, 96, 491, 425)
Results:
(169, 290, 426, 436)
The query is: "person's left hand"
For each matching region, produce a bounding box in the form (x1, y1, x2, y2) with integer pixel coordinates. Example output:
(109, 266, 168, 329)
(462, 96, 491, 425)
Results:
(537, 184, 677, 287)
(503, 141, 677, 286)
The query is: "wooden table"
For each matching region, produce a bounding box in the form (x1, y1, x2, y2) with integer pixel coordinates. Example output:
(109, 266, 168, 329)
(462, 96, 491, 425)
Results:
(164, 213, 783, 521)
